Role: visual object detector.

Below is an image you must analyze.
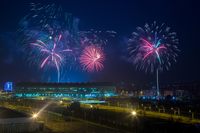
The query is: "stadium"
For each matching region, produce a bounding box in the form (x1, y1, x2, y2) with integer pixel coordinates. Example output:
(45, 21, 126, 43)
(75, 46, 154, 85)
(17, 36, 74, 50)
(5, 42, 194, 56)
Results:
(13, 82, 117, 99)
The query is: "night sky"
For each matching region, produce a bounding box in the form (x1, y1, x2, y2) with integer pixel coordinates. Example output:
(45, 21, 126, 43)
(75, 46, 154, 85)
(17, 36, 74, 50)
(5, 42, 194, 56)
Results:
(0, 0, 200, 86)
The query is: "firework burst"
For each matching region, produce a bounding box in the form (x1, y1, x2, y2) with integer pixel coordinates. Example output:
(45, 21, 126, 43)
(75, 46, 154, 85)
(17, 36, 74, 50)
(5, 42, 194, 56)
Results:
(78, 30, 115, 72)
(30, 34, 72, 82)
(19, 3, 79, 42)
(128, 21, 179, 97)
(18, 3, 80, 81)
(128, 21, 179, 73)
(79, 45, 105, 72)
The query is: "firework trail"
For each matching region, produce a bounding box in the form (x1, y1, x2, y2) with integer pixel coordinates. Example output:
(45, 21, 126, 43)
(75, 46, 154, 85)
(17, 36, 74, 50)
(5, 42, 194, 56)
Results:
(30, 34, 72, 82)
(128, 21, 179, 97)
(79, 45, 105, 72)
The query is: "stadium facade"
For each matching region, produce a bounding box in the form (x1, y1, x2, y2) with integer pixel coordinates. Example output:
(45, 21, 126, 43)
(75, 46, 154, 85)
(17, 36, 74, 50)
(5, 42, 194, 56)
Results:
(13, 82, 117, 99)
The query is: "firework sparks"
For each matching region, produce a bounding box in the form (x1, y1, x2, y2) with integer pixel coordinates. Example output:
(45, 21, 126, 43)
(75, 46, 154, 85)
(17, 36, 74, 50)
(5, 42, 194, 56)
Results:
(128, 21, 179, 73)
(19, 3, 79, 42)
(141, 38, 167, 63)
(30, 34, 72, 82)
(79, 45, 105, 72)
(79, 29, 116, 47)
(29, 3, 63, 30)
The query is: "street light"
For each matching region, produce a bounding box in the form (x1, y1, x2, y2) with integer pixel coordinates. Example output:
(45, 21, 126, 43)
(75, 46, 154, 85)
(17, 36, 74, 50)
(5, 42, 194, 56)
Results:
(131, 110, 137, 132)
(131, 111, 137, 116)
(32, 113, 38, 119)
(59, 100, 63, 104)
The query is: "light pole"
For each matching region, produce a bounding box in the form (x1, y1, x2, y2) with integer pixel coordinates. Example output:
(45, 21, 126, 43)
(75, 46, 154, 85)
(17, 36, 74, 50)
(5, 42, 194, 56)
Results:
(131, 111, 137, 133)
(32, 113, 38, 122)
(189, 110, 194, 119)
(32, 113, 38, 119)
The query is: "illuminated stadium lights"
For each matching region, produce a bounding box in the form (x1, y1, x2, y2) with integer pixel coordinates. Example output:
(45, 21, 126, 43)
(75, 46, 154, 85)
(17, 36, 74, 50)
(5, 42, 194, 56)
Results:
(79, 100, 106, 104)
(14, 82, 117, 99)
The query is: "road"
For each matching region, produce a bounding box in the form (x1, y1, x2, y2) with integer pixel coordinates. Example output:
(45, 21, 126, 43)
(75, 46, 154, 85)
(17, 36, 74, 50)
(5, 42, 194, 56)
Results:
(1, 103, 126, 133)
(80, 103, 200, 124)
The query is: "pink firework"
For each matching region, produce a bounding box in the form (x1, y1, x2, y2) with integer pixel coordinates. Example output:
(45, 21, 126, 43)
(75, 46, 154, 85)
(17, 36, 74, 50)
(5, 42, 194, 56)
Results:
(128, 22, 179, 73)
(30, 34, 72, 82)
(140, 38, 167, 63)
(80, 45, 105, 72)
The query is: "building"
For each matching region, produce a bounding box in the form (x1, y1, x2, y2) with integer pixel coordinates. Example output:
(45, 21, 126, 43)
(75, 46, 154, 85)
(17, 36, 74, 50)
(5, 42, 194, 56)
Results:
(161, 82, 200, 100)
(163, 90, 173, 97)
(13, 82, 117, 99)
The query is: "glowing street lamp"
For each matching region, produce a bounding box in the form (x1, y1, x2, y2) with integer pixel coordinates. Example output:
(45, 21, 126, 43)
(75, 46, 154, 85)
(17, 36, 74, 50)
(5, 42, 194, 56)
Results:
(131, 110, 138, 133)
(131, 111, 137, 116)
(32, 113, 38, 119)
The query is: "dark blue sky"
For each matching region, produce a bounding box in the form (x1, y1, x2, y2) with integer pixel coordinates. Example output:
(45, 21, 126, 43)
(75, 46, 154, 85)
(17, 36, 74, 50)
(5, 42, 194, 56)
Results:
(0, 0, 200, 85)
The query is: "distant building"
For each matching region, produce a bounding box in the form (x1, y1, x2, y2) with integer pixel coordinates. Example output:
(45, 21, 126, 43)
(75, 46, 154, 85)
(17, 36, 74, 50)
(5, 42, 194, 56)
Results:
(163, 90, 173, 97)
(116, 81, 200, 101)
(139, 88, 157, 97)
(161, 82, 200, 100)
(13, 82, 117, 99)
